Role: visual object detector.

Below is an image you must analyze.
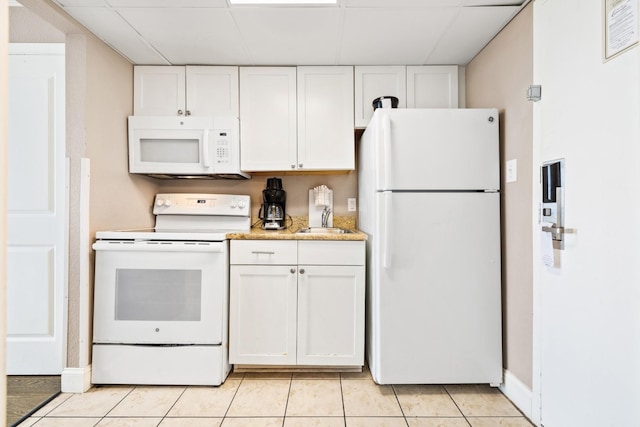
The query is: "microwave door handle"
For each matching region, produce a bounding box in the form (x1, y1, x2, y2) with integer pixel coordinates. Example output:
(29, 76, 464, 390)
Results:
(202, 129, 211, 170)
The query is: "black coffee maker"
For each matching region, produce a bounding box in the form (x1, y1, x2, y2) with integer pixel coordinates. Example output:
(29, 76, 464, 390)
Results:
(259, 177, 286, 230)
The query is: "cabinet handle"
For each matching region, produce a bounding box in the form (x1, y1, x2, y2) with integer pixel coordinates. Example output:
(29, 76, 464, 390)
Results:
(251, 251, 275, 255)
(177, 109, 184, 116)
(299, 268, 305, 274)
(290, 268, 296, 274)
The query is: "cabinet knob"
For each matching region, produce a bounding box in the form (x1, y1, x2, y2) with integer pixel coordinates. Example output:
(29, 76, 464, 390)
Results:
(290, 268, 296, 274)
(298, 163, 303, 168)
(177, 109, 184, 116)
(299, 268, 305, 274)
(291, 164, 296, 169)
(185, 110, 191, 116)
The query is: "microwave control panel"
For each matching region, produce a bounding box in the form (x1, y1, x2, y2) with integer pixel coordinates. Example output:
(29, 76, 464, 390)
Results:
(214, 130, 231, 165)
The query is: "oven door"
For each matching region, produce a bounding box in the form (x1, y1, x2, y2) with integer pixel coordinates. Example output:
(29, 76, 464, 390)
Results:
(92, 240, 227, 345)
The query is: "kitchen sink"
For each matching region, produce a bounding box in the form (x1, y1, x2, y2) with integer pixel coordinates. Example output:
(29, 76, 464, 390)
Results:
(296, 227, 355, 234)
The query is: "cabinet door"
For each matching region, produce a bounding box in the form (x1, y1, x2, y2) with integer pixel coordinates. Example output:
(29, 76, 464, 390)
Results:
(239, 67, 297, 171)
(186, 66, 239, 117)
(229, 265, 297, 365)
(297, 66, 355, 171)
(134, 66, 186, 116)
(354, 66, 406, 128)
(297, 265, 365, 366)
(406, 65, 459, 108)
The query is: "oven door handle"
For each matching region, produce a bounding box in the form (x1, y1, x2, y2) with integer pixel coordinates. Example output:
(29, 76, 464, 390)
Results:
(92, 241, 225, 252)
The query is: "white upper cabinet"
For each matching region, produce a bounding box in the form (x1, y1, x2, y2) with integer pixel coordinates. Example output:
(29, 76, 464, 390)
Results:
(406, 65, 459, 109)
(355, 65, 459, 128)
(185, 66, 239, 117)
(354, 65, 407, 128)
(134, 66, 186, 116)
(133, 65, 239, 117)
(240, 66, 355, 172)
(297, 66, 354, 171)
(239, 67, 297, 171)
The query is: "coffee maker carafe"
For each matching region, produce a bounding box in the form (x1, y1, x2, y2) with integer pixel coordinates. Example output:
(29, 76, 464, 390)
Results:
(259, 177, 286, 230)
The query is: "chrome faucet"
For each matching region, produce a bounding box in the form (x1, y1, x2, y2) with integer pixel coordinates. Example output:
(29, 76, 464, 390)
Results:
(321, 206, 332, 228)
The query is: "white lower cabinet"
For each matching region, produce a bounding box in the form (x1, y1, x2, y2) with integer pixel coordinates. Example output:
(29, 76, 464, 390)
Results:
(229, 240, 365, 367)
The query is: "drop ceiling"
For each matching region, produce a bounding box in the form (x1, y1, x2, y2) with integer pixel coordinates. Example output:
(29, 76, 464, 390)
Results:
(44, 0, 527, 66)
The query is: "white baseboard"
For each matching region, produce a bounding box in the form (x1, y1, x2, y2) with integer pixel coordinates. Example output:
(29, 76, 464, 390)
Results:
(499, 369, 534, 421)
(61, 365, 92, 393)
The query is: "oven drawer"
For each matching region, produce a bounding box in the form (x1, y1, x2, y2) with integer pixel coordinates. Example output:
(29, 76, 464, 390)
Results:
(231, 240, 297, 265)
(92, 344, 227, 386)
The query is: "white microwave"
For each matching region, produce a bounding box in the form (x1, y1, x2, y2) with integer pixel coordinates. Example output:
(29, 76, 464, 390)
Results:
(128, 115, 249, 179)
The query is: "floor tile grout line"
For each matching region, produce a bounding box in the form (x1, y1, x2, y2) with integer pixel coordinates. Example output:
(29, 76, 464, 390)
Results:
(443, 385, 472, 427)
(97, 385, 137, 424)
(281, 375, 293, 427)
(222, 372, 245, 421)
(339, 373, 347, 426)
(390, 384, 410, 427)
(158, 385, 188, 425)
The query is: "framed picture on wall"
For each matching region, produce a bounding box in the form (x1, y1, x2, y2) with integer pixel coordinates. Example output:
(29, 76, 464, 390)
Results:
(604, 0, 639, 59)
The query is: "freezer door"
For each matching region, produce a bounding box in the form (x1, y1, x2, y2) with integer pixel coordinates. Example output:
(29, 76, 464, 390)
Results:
(368, 191, 502, 384)
(371, 109, 499, 191)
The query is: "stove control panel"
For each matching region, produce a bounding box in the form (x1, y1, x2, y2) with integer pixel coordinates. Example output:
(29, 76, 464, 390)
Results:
(153, 193, 251, 217)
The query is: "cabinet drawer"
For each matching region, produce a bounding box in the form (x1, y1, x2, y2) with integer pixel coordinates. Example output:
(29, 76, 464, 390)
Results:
(231, 240, 297, 265)
(298, 241, 365, 266)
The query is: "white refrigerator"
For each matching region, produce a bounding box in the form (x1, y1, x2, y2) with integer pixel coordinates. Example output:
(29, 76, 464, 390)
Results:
(358, 108, 502, 385)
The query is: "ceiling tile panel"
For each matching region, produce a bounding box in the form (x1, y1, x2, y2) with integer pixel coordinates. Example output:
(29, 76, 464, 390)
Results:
(231, 8, 344, 65)
(54, 0, 108, 6)
(345, 0, 462, 7)
(340, 7, 459, 65)
(426, 5, 519, 64)
(106, 0, 228, 7)
(64, 6, 170, 64)
(116, 7, 250, 64)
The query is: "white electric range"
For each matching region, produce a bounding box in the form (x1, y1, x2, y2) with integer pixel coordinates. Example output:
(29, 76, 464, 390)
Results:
(91, 193, 250, 386)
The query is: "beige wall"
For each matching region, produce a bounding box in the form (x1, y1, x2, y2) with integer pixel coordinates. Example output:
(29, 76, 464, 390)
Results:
(9, 5, 64, 42)
(465, 4, 533, 388)
(157, 171, 357, 222)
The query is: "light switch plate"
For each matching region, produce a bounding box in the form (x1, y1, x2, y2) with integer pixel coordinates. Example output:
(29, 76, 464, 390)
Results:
(348, 198, 357, 212)
(506, 159, 517, 183)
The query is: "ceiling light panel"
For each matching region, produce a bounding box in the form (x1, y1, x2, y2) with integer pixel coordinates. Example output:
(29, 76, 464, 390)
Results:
(228, 0, 338, 5)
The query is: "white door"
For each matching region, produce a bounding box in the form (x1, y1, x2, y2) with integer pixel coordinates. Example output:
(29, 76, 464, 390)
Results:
(406, 65, 458, 108)
(534, 1, 640, 425)
(239, 67, 297, 171)
(133, 66, 186, 116)
(371, 191, 502, 385)
(229, 265, 298, 365)
(185, 66, 239, 117)
(296, 66, 354, 171)
(297, 265, 364, 366)
(7, 44, 66, 374)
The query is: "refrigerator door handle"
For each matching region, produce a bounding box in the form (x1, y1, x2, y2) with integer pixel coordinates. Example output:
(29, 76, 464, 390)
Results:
(381, 113, 391, 189)
(383, 191, 392, 269)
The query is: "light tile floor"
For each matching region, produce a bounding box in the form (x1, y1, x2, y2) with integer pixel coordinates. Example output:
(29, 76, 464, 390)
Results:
(17, 369, 533, 427)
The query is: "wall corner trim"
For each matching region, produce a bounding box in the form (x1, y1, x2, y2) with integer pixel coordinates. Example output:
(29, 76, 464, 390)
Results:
(499, 369, 534, 422)
(61, 366, 92, 393)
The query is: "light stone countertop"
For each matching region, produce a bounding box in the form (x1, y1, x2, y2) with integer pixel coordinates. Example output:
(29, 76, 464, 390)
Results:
(226, 216, 367, 241)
